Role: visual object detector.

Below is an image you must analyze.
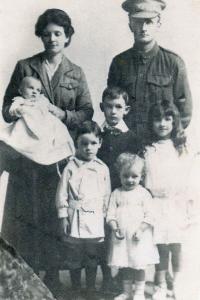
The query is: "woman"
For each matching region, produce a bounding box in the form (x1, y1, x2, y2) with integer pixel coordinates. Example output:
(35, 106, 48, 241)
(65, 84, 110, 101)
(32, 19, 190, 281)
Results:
(1, 8, 93, 288)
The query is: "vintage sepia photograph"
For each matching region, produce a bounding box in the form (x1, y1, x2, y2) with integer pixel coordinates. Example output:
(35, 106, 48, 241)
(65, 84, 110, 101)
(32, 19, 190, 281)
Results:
(0, 0, 200, 299)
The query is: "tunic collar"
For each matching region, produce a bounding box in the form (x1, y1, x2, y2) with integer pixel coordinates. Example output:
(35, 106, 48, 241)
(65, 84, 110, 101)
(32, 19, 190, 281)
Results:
(132, 42, 159, 63)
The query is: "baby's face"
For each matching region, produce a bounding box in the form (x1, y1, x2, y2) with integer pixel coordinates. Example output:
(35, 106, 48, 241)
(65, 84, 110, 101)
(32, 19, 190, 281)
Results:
(20, 78, 42, 100)
(120, 164, 142, 191)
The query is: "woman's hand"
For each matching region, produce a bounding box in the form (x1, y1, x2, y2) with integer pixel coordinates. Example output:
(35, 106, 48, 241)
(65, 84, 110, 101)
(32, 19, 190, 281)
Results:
(49, 104, 66, 120)
(9, 98, 26, 118)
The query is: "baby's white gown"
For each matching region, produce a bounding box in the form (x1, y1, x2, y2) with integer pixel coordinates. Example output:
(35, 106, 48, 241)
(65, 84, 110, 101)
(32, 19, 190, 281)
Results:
(0, 96, 74, 165)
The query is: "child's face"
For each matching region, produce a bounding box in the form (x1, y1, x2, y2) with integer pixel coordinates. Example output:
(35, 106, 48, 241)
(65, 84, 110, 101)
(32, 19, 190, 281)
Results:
(76, 133, 102, 161)
(102, 96, 130, 126)
(120, 164, 142, 191)
(20, 78, 42, 100)
(152, 115, 173, 139)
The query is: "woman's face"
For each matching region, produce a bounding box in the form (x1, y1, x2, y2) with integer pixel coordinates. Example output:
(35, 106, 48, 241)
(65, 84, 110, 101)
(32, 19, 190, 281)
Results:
(41, 23, 69, 55)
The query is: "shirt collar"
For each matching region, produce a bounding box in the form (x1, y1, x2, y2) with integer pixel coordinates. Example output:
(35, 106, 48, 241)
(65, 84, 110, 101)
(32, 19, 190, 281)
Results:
(71, 155, 104, 167)
(102, 119, 129, 133)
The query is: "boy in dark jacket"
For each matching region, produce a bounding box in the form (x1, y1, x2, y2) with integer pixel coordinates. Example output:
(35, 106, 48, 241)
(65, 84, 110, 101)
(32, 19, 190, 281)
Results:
(98, 86, 140, 190)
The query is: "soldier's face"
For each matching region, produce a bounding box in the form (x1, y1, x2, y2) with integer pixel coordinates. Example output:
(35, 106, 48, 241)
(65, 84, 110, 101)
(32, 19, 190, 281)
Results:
(129, 16, 160, 44)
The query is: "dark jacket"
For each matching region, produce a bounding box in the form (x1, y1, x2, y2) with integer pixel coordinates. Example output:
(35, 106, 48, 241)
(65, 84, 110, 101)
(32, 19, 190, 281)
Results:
(107, 43, 192, 139)
(3, 52, 93, 130)
(98, 129, 140, 190)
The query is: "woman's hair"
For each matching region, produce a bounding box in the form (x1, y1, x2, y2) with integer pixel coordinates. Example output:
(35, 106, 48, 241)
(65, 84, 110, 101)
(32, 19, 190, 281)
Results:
(148, 101, 186, 155)
(102, 86, 129, 106)
(75, 121, 102, 144)
(35, 8, 74, 47)
(115, 152, 144, 175)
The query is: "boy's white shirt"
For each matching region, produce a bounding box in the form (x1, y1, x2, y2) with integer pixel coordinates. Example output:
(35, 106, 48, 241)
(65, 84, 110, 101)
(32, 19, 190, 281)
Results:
(101, 119, 129, 132)
(56, 155, 111, 239)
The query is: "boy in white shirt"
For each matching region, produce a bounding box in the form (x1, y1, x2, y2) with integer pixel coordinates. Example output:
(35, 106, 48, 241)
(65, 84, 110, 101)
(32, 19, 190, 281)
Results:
(56, 120, 111, 299)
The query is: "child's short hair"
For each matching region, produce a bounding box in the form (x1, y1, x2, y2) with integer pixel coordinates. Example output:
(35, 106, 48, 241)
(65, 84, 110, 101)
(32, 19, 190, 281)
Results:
(102, 86, 129, 106)
(75, 121, 102, 143)
(148, 100, 186, 154)
(115, 152, 144, 174)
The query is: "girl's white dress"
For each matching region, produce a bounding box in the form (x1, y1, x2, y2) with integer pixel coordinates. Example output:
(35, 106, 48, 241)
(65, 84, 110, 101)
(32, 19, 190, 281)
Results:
(144, 140, 187, 244)
(106, 185, 159, 270)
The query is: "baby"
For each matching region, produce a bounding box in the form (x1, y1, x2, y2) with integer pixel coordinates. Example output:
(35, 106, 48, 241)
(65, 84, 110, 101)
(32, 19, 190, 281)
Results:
(0, 76, 74, 165)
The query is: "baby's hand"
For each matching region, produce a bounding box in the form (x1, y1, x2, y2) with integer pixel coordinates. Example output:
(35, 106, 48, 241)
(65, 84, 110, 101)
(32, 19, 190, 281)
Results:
(114, 228, 125, 240)
(9, 104, 25, 117)
(133, 228, 143, 242)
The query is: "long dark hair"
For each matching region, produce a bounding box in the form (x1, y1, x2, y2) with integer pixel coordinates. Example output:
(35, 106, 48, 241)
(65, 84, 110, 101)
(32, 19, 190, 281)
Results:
(148, 101, 186, 155)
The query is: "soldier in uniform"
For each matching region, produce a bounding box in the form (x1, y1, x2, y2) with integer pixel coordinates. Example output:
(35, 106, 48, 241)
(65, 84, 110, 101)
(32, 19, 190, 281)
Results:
(107, 0, 192, 143)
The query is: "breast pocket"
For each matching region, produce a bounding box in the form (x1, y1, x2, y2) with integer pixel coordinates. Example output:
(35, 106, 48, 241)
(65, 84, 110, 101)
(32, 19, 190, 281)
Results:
(59, 79, 79, 110)
(147, 75, 173, 102)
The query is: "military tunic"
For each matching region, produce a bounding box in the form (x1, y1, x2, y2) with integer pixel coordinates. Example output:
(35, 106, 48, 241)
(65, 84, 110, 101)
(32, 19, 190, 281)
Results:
(107, 43, 192, 140)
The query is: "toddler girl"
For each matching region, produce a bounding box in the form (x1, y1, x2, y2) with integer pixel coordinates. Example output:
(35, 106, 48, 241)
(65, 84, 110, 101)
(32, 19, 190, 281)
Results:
(144, 101, 187, 300)
(107, 153, 159, 300)
(56, 120, 111, 300)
